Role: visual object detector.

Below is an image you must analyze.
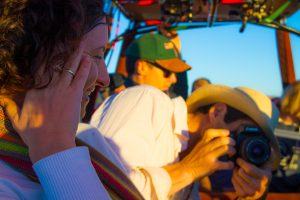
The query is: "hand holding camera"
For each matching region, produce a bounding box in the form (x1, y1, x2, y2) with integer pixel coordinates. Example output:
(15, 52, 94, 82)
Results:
(179, 129, 236, 181)
(228, 126, 274, 199)
(231, 126, 271, 167)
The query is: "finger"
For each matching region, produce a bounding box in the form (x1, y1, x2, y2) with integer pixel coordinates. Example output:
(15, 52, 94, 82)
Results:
(60, 42, 86, 87)
(0, 97, 20, 131)
(198, 129, 230, 150)
(236, 158, 271, 195)
(204, 129, 230, 141)
(46, 58, 66, 87)
(233, 173, 257, 197)
(212, 145, 236, 159)
(233, 167, 268, 200)
(216, 160, 234, 171)
(194, 136, 234, 155)
(236, 158, 266, 179)
(70, 55, 91, 93)
(209, 136, 236, 151)
(237, 167, 260, 191)
(232, 169, 248, 198)
(232, 169, 256, 198)
(50, 66, 64, 86)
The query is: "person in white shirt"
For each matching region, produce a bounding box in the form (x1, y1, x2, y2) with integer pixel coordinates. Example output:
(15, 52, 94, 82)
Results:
(91, 84, 280, 200)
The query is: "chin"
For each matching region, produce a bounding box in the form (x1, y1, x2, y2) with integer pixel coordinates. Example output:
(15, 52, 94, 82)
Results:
(80, 109, 86, 119)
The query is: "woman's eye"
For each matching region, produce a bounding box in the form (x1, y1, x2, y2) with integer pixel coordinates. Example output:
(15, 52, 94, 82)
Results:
(93, 55, 103, 60)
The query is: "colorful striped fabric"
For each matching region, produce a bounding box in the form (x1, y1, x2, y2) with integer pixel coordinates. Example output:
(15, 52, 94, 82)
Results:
(0, 106, 144, 200)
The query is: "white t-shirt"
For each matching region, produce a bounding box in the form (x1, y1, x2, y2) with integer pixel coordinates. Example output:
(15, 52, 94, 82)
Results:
(90, 85, 192, 200)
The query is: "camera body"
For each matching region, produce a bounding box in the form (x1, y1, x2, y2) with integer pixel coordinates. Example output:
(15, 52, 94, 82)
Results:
(230, 126, 271, 167)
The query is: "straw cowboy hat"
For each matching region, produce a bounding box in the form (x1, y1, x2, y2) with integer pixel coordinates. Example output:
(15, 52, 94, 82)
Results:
(187, 84, 280, 168)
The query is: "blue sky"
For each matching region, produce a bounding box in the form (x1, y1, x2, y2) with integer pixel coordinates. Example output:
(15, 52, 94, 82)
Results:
(106, 9, 300, 97)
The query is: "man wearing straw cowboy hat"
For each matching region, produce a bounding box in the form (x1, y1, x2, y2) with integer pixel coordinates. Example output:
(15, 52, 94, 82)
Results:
(89, 84, 280, 199)
(185, 84, 280, 199)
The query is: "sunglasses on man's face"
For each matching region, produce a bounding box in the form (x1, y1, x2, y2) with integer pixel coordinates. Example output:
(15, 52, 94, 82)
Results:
(144, 60, 174, 78)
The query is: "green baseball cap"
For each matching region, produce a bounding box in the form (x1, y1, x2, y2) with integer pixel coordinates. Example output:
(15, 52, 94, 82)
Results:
(125, 34, 191, 73)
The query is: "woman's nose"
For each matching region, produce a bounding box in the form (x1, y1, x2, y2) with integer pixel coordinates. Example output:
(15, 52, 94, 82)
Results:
(97, 61, 110, 87)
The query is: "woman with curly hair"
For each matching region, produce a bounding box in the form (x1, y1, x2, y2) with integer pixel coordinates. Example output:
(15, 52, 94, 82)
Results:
(0, 0, 143, 199)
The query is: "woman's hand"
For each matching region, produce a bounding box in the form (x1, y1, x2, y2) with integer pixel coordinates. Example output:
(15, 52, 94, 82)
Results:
(1, 43, 91, 163)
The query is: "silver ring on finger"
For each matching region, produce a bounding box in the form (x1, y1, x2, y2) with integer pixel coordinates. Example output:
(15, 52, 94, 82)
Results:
(64, 68, 75, 77)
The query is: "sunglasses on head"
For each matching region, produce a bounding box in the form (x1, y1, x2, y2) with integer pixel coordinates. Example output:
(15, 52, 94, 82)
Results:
(144, 60, 174, 78)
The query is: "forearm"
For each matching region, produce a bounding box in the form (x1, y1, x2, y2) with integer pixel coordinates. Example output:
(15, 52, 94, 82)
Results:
(163, 163, 194, 196)
(29, 138, 76, 163)
(128, 167, 173, 200)
(33, 147, 111, 200)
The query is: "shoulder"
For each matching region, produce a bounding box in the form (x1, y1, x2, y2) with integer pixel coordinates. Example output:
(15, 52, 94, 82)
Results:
(116, 85, 172, 105)
(123, 85, 169, 97)
(91, 85, 174, 130)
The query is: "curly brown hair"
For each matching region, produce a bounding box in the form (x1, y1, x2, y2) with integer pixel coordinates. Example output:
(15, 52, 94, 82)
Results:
(0, 0, 104, 96)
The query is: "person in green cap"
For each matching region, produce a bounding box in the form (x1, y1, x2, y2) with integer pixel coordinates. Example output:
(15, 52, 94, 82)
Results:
(124, 33, 191, 94)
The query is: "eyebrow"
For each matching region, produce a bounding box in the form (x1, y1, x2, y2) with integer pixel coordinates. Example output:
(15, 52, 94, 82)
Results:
(93, 46, 106, 53)
(86, 21, 108, 33)
(86, 46, 106, 57)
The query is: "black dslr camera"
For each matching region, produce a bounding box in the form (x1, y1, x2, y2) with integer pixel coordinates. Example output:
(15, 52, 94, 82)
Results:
(229, 126, 271, 167)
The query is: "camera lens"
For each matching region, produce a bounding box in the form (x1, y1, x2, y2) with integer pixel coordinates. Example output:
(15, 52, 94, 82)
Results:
(240, 136, 270, 166)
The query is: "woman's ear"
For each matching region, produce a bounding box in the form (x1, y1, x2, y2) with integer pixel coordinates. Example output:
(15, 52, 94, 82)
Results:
(208, 103, 227, 124)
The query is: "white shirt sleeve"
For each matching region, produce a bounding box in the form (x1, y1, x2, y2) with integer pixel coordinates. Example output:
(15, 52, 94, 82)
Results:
(33, 147, 111, 200)
(0, 160, 42, 199)
(91, 85, 177, 200)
